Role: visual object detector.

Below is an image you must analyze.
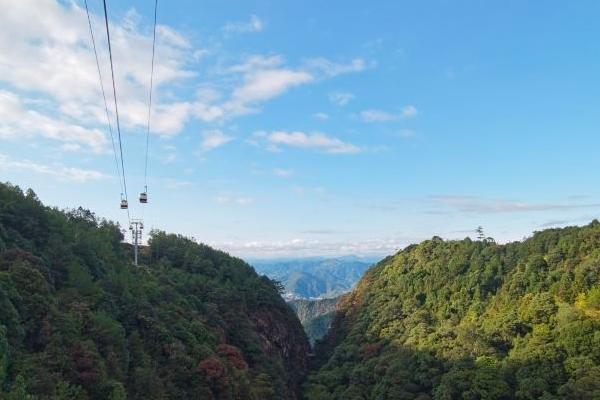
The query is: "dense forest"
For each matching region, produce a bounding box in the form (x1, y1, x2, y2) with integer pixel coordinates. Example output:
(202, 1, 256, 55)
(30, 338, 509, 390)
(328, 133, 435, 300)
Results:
(305, 223, 600, 399)
(288, 298, 339, 344)
(4, 179, 600, 399)
(0, 182, 309, 399)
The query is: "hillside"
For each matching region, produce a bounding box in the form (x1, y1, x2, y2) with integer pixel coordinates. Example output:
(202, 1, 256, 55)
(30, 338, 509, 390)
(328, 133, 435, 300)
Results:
(0, 183, 309, 400)
(252, 257, 372, 299)
(305, 224, 600, 399)
(288, 298, 339, 344)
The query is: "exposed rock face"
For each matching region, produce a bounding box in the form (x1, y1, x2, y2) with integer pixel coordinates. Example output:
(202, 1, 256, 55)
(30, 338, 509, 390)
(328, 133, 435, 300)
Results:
(288, 297, 340, 344)
(251, 308, 310, 399)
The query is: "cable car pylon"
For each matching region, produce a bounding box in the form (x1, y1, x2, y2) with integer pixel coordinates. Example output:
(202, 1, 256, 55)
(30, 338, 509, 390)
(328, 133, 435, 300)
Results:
(129, 219, 143, 266)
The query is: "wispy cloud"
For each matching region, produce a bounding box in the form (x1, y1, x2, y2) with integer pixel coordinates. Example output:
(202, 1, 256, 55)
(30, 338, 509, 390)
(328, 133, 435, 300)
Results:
(360, 109, 397, 122)
(223, 15, 264, 34)
(0, 90, 107, 153)
(200, 130, 233, 152)
(396, 129, 416, 139)
(213, 235, 421, 258)
(230, 62, 313, 106)
(313, 112, 330, 120)
(0, 1, 372, 154)
(0, 154, 107, 183)
(329, 91, 355, 107)
(401, 105, 418, 118)
(273, 168, 294, 178)
(267, 131, 361, 154)
(360, 105, 418, 122)
(215, 195, 255, 205)
(0, 0, 195, 140)
(291, 186, 326, 196)
(164, 179, 192, 189)
(430, 195, 600, 214)
(305, 58, 370, 77)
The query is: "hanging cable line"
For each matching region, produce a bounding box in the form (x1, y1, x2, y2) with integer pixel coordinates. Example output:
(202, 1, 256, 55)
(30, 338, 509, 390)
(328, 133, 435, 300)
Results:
(102, 0, 129, 217)
(141, 0, 158, 204)
(83, 0, 125, 198)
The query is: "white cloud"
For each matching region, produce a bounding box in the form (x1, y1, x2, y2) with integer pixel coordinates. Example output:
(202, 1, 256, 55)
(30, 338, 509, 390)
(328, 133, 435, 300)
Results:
(291, 186, 326, 196)
(397, 129, 416, 139)
(164, 179, 192, 189)
(267, 131, 361, 154)
(305, 57, 369, 77)
(360, 109, 398, 122)
(231, 69, 313, 105)
(236, 197, 254, 205)
(189, 55, 317, 122)
(0, 154, 107, 182)
(0, 1, 373, 156)
(313, 112, 330, 120)
(273, 168, 293, 178)
(360, 105, 418, 122)
(0, 0, 199, 149)
(401, 105, 418, 119)
(329, 91, 355, 107)
(430, 195, 600, 214)
(215, 196, 231, 204)
(0, 90, 108, 153)
(200, 130, 233, 152)
(215, 195, 254, 205)
(223, 15, 264, 34)
(213, 236, 419, 258)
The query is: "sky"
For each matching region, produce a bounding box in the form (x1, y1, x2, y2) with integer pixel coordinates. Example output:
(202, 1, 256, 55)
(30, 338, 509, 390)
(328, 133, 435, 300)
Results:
(1, 0, 600, 258)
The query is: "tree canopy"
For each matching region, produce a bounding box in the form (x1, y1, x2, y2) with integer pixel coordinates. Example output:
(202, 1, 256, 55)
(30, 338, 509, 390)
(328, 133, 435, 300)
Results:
(0, 182, 309, 399)
(305, 222, 600, 399)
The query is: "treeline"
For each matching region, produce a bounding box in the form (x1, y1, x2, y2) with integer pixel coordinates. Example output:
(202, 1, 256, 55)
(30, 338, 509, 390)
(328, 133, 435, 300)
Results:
(0, 182, 309, 399)
(305, 223, 600, 399)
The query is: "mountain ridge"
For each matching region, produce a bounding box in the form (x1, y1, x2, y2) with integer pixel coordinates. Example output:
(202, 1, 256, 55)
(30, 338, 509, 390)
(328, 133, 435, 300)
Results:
(0, 182, 309, 399)
(252, 257, 373, 300)
(305, 223, 600, 399)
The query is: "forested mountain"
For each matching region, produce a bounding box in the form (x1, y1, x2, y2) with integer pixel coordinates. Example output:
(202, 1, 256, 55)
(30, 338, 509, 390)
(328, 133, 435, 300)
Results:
(305, 223, 600, 399)
(0, 183, 309, 400)
(252, 257, 373, 299)
(288, 298, 339, 344)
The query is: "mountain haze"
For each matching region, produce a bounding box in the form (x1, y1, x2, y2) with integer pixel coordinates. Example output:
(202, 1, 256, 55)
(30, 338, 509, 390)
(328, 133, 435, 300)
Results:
(252, 257, 373, 299)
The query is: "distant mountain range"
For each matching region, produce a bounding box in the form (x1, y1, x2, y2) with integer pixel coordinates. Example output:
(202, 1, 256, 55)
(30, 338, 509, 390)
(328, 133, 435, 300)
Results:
(250, 256, 376, 299)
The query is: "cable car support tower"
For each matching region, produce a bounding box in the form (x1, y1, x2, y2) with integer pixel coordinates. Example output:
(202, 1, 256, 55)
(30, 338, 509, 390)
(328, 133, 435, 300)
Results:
(130, 219, 144, 266)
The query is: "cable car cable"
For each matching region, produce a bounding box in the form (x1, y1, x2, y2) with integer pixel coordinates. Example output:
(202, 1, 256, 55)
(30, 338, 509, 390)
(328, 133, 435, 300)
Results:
(102, 0, 129, 215)
(83, 0, 125, 198)
(142, 0, 158, 202)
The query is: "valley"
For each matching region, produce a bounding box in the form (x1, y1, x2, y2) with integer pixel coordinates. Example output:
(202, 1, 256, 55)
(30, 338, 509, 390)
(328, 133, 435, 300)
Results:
(251, 257, 373, 300)
(252, 257, 372, 343)
(2, 1, 599, 398)
(2, 182, 600, 399)
(288, 297, 339, 344)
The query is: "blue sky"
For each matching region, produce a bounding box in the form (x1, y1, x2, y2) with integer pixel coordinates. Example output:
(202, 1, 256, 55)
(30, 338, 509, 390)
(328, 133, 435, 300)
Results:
(1, 0, 600, 257)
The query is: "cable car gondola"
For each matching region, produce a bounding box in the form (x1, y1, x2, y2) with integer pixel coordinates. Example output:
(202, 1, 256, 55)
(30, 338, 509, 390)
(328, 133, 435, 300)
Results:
(120, 199, 128, 209)
(139, 190, 148, 204)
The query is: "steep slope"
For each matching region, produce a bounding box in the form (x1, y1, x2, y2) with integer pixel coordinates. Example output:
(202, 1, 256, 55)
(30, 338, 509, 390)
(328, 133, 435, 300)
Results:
(288, 298, 339, 344)
(0, 183, 309, 400)
(252, 258, 372, 299)
(305, 224, 600, 399)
